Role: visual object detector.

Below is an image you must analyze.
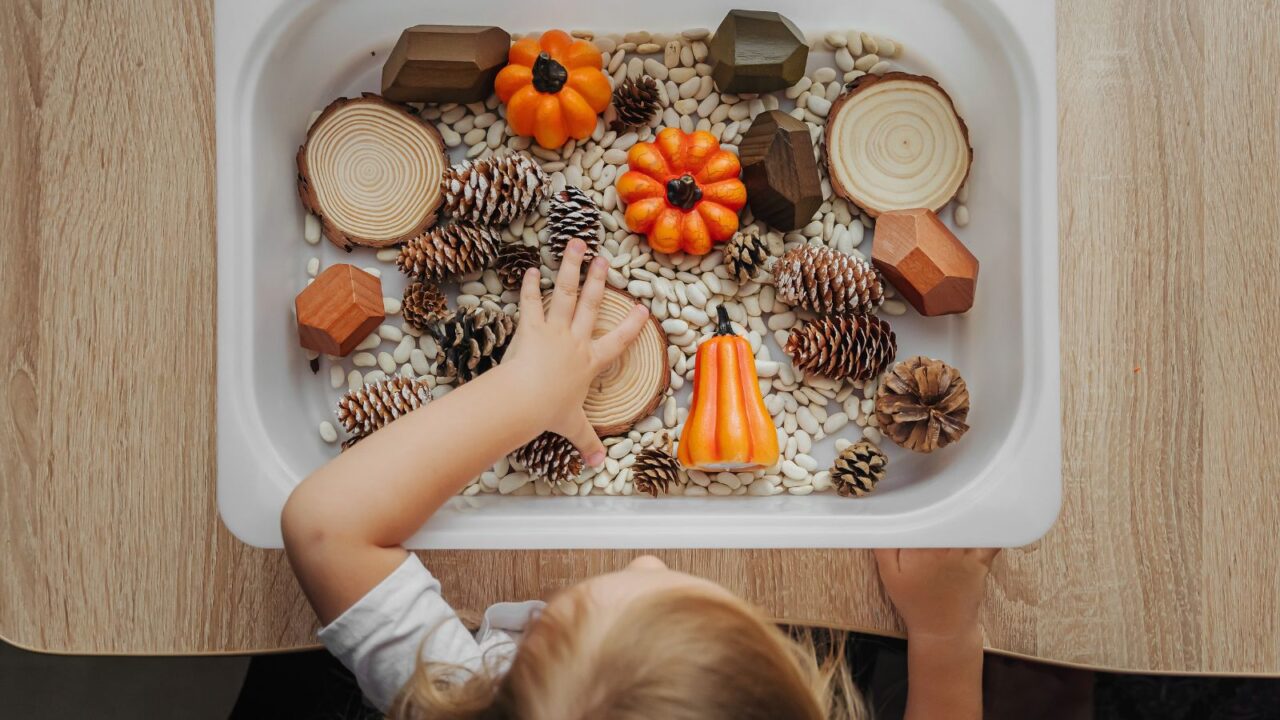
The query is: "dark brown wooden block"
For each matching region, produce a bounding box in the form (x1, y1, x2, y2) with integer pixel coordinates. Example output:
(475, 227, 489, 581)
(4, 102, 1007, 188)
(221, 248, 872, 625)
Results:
(707, 10, 808, 94)
(295, 264, 385, 356)
(738, 110, 822, 231)
(872, 209, 979, 316)
(382, 25, 511, 104)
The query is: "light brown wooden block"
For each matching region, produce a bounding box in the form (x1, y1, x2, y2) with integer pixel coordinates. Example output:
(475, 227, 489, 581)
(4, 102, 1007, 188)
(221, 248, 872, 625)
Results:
(295, 264, 385, 356)
(382, 25, 511, 104)
(872, 209, 979, 316)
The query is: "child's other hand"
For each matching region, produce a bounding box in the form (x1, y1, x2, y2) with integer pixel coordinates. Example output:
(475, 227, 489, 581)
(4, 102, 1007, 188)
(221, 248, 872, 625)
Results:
(502, 238, 649, 466)
(874, 548, 999, 639)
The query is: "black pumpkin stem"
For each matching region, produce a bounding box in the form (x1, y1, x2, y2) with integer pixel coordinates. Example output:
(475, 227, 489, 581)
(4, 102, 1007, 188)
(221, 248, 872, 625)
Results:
(665, 174, 702, 211)
(531, 52, 568, 94)
(714, 305, 734, 335)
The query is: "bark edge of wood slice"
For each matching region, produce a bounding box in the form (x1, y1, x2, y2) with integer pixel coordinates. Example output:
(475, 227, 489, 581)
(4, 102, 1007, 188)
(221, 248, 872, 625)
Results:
(825, 72, 973, 218)
(297, 93, 448, 250)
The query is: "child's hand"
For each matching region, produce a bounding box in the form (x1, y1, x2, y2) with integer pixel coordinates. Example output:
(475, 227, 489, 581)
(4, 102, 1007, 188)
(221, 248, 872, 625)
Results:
(502, 238, 650, 466)
(874, 548, 999, 639)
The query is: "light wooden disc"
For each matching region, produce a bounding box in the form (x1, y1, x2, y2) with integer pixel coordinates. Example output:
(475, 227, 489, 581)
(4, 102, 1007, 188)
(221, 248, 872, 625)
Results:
(826, 73, 972, 217)
(298, 94, 447, 249)
(542, 287, 669, 436)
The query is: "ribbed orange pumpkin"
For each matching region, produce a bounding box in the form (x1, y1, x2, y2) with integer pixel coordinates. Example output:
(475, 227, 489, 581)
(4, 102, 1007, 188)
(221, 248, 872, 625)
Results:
(494, 30, 611, 149)
(678, 306, 779, 471)
(616, 128, 747, 255)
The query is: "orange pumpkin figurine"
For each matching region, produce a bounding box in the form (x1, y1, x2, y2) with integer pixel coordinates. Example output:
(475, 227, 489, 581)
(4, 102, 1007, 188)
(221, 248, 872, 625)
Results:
(616, 128, 747, 255)
(678, 306, 780, 471)
(494, 30, 611, 149)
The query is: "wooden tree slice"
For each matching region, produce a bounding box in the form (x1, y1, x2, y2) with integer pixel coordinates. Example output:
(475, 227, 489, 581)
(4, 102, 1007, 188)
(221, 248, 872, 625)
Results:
(297, 94, 447, 249)
(825, 73, 972, 217)
(542, 287, 669, 436)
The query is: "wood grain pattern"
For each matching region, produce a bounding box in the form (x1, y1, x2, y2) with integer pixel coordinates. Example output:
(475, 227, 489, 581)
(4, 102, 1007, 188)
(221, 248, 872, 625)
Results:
(1, 0, 1278, 674)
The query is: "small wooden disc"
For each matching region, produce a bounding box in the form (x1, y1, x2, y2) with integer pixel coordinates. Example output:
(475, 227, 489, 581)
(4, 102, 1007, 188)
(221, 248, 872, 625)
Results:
(542, 287, 669, 436)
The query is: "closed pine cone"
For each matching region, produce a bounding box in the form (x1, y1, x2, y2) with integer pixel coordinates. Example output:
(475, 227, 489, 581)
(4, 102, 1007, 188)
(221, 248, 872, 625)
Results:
(724, 227, 771, 282)
(611, 76, 660, 130)
(784, 314, 897, 381)
(774, 245, 884, 315)
(397, 222, 500, 283)
(402, 281, 448, 332)
(875, 356, 970, 453)
(431, 306, 516, 383)
(335, 375, 432, 445)
(441, 152, 548, 227)
(831, 441, 887, 497)
(547, 187, 601, 262)
(632, 434, 681, 497)
(495, 243, 541, 291)
(514, 432, 583, 485)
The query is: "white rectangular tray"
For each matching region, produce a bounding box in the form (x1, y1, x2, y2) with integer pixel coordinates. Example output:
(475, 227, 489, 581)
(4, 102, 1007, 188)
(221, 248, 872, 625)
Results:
(216, 0, 1059, 549)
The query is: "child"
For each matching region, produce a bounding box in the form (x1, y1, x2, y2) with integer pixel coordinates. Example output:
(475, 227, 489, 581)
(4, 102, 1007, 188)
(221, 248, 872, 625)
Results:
(283, 238, 998, 720)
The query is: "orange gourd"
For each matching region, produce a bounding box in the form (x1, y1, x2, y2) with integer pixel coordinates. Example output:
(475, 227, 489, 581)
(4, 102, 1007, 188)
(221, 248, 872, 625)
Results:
(678, 306, 779, 471)
(616, 128, 747, 255)
(494, 30, 611, 150)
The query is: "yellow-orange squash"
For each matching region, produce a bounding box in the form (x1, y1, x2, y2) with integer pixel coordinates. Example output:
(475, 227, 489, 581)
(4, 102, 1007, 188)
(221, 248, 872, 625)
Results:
(678, 306, 779, 471)
(616, 128, 747, 255)
(494, 30, 611, 149)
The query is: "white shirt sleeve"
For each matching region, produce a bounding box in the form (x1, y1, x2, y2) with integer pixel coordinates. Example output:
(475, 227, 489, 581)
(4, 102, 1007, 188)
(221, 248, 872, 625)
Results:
(317, 554, 544, 712)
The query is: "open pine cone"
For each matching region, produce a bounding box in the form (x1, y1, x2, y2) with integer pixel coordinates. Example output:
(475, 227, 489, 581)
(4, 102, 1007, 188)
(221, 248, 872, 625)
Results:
(724, 226, 771, 282)
(495, 243, 541, 291)
(547, 187, 601, 262)
(335, 375, 432, 446)
(402, 281, 449, 332)
(397, 222, 501, 283)
(611, 76, 661, 130)
(431, 306, 516, 383)
(784, 314, 897, 381)
(773, 245, 884, 315)
(831, 441, 887, 497)
(441, 152, 548, 227)
(875, 356, 970, 453)
(632, 434, 681, 497)
(513, 432, 583, 485)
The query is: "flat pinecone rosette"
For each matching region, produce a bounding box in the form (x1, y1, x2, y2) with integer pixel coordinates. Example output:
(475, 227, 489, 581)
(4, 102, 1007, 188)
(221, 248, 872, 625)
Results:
(401, 281, 449, 332)
(494, 243, 541, 291)
(831, 441, 887, 497)
(431, 306, 516, 383)
(336, 375, 432, 447)
(546, 187, 601, 262)
(784, 314, 897, 381)
(514, 432, 583, 485)
(773, 245, 884, 315)
(724, 226, 771, 282)
(875, 356, 970, 453)
(397, 222, 501, 283)
(441, 152, 549, 227)
(611, 76, 661, 130)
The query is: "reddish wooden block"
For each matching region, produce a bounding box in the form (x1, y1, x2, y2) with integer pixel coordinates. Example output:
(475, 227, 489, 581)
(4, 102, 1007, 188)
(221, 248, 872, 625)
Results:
(295, 264, 385, 356)
(872, 209, 979, 316)
(382, 25, 511, 104)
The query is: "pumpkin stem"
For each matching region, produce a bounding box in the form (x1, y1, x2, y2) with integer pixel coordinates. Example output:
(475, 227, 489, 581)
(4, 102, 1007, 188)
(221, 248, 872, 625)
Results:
(531, 52, 568, 94)
(714, 305, 734, 335)
(664, 174, 703, 211)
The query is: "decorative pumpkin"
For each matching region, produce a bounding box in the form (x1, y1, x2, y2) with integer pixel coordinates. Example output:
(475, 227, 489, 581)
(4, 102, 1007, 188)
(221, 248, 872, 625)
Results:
(494, 30, 611, 149)
(616, 128, 747, 255)
(678, 306, 779, 471)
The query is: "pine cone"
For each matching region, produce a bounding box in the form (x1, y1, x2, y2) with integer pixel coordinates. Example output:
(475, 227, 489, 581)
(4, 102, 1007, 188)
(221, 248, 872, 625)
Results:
(495, 243, 541, 291)
(431, 306, 516, 383)
(773, 245, 884, 315)
(784, 314, 897, 381)
(546, 187, 601, 262)
(875, 356, 970, 453)
(402, 281, 448, 332)
(513, 432, 583, 484)
(397, 222, 500, 283)
(725, 227, 770, 282)
(831, 441, 887, 497)
(611, 76, 661, 130)
(632, 434, 681, 497)
(335, 375, 432, 444)
(441, 152, 549, 227)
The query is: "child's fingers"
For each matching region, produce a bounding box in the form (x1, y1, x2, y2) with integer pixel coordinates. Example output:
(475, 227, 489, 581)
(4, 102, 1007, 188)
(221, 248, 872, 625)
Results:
(547, 239, 587, 323)
(592, 303, 649, 367)
(519, 267, 545, 324)
(561, 410, 606, 467)
(572, 256, 608, 337)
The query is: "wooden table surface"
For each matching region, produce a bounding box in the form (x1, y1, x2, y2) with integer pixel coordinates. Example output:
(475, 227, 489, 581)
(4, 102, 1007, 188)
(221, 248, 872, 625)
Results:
(2, 0, 1277, 674)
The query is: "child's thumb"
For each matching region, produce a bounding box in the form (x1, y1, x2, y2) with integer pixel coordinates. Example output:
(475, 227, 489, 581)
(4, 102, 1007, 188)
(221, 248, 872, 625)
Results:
(562, 411, 606, 468)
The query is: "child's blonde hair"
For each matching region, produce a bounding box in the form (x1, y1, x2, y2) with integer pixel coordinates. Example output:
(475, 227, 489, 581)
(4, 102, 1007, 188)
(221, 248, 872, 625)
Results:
(391, 587, 867, 720)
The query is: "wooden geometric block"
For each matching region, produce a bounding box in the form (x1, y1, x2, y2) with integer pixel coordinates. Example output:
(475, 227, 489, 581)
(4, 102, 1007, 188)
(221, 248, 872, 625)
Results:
(295, 264, 385, 356)
(707, 10, 808, 94)
(382, 25, 511, 104)
(872, 209, 979, 316)
(738, 110, 823, 231)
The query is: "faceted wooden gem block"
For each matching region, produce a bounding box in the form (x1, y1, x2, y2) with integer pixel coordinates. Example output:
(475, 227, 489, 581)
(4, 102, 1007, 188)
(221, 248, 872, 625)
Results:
(295, 264, 386, 357)
(738, 110, 823, 231)
(382, 25, 511, 103)
(872, 209, 979, 316)
(707, 10, 808, 94)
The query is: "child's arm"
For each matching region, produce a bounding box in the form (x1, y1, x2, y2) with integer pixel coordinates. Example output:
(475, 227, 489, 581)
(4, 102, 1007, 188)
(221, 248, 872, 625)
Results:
(874, 548, 999, 720)
(283, 240, 648, 624)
